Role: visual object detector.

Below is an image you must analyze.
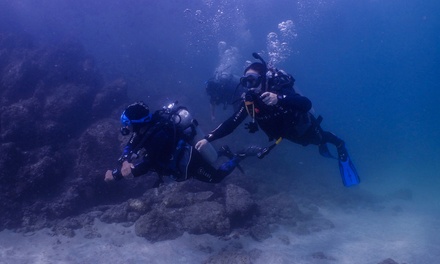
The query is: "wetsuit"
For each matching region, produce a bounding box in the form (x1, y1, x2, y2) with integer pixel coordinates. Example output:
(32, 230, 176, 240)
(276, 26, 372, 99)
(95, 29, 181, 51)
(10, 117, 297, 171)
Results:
(205, 88, 345, 150)
(206, 75, 243, 111)
(114, 111, 239, 183)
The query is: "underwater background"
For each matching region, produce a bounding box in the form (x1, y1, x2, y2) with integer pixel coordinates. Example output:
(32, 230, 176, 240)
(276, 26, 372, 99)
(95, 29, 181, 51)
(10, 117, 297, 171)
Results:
(1, 0, 440, 263)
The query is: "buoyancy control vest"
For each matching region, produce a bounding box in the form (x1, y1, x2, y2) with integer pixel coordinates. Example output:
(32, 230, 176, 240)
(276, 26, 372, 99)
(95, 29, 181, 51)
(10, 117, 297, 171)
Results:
(163, 102, 218, 164)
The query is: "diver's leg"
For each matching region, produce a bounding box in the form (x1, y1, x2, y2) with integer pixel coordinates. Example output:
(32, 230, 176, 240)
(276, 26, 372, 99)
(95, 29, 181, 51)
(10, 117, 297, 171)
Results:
(188, 151, 239, 183)
(320, 129, 347, 161)
(300, 125, 338, 159)
(316, 127, 360, 186)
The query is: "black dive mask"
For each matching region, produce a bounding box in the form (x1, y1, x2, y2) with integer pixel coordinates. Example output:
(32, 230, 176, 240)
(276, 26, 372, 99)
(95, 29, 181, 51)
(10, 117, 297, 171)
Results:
(240, 73, 262, 89)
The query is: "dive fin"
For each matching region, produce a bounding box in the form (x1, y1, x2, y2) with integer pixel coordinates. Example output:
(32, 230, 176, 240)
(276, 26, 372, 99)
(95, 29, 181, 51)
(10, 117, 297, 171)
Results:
(338, 155, 360, 187)
(218, 145, 245, 174)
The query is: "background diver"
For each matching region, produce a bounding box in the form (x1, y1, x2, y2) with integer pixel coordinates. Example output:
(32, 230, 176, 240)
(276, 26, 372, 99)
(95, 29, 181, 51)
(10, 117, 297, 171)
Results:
(196, 53, 360, 187)
(104, 101, 260, 185)
(205, 71, 245, 122)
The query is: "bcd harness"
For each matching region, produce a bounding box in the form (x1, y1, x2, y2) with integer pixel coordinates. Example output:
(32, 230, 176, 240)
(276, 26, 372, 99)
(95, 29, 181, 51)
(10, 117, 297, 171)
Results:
(244, 95, 283, 159)
(122, 104, 198, 180)
(244, 95, 324, 159)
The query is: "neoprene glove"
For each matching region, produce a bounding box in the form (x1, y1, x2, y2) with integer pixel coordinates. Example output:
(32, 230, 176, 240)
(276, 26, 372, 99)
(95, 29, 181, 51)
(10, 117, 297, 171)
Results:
(260, 92, 278, 105)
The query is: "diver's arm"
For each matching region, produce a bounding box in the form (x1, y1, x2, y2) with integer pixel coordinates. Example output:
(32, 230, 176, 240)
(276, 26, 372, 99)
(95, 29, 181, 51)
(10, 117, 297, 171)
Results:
(105, 159, 152, 182)
(276, 92, 312, 112)
(106, 132, 146, 182)
(105, 161, 133, 181)
(117, 132, 141, 163)
(205, 104, 248, 142)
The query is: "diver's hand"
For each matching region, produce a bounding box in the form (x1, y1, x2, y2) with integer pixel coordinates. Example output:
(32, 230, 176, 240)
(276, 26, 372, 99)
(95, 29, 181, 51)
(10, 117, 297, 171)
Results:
(260, 92, 278, 105)
(195, 139, 208, 151)
(104, 170, 114, 182)
(121, 161, 134, 177)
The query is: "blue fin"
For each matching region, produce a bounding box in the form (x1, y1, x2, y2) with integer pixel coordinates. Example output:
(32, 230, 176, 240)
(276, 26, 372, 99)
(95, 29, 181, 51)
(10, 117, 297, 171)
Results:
(338, 155, 360, 187)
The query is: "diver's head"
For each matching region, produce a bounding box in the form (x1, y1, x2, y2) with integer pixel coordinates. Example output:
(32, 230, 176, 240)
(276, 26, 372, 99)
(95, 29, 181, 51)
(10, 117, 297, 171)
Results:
(120, 101, 152, 135)
(217, 72, 233, 82)
(267, 69, 295, 91)
(240, 62, 266, 94)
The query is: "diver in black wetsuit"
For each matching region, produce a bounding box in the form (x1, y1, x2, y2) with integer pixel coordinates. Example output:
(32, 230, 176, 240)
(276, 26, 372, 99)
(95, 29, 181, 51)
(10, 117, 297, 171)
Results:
(104, 102, 259, 185)
(205, 72, 244, 122)
(196, 53, 360, 187)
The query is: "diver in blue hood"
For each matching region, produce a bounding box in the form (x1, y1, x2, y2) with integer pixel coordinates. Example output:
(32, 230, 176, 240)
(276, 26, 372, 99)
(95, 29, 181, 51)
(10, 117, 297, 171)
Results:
(196, 53, 360, 187)
(105, 101, 260, 185)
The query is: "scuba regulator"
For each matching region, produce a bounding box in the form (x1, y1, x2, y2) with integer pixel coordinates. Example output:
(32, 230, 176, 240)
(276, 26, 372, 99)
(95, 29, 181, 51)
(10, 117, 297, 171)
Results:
(242, 52, 269, 134)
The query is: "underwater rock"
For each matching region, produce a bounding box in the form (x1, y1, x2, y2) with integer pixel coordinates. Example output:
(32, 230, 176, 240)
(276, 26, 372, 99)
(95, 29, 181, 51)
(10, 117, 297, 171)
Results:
(258, 192, 304, 225)
(377, 258, 400, 264)
(127, 198, 150, 214)
(99, 203, 129, 223)
(225, 184, 257, 227)
(249, 224, 272, 242)
(162, 190, 216, 208)
(0, 32, 131, 231)
(176, 201, 231, 236)
(134, 209, 183, 242)
(222, 170, 259, 194)
(51, 211, 103, 237)
(126, 212, 141, 222)
(203, 248, 262, 264)
(91, 78, 128, 119)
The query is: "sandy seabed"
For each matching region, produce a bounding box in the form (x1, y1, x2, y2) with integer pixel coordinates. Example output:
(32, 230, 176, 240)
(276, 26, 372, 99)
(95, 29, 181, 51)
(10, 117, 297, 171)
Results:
(1, 199, 439, 264)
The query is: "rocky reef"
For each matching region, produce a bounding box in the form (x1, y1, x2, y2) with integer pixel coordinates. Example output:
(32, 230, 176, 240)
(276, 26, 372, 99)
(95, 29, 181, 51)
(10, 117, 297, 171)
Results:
(0, 32, 136, 230)
(0, 32, 413, 264)
(0, 32, 333, 244)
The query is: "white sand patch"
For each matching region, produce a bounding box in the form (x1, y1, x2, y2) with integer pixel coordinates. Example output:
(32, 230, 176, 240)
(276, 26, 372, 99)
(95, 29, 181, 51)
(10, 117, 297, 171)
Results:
(1, 201, 439, 264)
(0, 221, 226, 264)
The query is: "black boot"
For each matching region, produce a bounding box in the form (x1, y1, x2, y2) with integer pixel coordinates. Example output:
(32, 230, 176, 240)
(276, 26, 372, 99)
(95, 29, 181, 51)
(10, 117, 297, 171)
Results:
(218, 145, 234, 159)
(319, 143, 336, 159)
(337, 142, 348, 162)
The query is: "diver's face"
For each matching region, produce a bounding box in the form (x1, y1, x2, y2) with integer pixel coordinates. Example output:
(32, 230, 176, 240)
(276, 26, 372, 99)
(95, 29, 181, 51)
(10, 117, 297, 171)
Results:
(242, 69, 262, 94)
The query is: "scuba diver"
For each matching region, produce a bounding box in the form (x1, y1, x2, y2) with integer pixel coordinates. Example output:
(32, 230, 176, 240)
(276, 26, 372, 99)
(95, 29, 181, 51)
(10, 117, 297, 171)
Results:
(104, 101, 260, 185)
(205, 72, 245, 122)
(196, 53, 360, 187)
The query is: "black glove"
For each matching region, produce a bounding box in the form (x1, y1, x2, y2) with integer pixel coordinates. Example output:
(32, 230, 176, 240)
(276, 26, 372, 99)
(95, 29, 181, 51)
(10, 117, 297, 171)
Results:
(245, 122, 259, 133)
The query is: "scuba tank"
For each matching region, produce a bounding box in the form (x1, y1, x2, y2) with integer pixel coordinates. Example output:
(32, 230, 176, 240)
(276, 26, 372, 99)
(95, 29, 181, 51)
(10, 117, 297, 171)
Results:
(165, 102, 218, 164)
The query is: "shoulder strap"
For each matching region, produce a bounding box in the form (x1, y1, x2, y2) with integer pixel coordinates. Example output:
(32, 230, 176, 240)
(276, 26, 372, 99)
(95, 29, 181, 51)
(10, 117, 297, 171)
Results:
(131, 115, 171, 155)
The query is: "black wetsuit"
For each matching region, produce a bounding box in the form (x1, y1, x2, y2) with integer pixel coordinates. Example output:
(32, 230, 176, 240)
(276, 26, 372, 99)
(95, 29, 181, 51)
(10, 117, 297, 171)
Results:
(114, 110, 239, 183)
(206, 76, 244, 111)
(206, 88, 345, 150)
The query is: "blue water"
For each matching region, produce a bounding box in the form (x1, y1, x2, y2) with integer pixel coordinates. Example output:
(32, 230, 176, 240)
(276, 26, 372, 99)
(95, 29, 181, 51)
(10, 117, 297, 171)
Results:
(2, 0, 440, 263)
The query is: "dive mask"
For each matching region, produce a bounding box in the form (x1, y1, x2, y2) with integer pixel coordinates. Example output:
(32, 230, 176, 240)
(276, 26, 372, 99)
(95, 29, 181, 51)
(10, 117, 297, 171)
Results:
(120, 113, 152, 135)
(240, 73, 262, 89)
